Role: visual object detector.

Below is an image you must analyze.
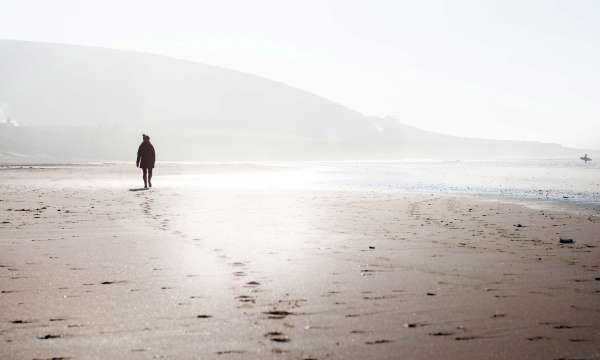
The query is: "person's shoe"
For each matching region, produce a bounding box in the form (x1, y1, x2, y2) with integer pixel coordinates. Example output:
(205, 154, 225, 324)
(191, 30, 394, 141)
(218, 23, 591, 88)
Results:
(149, 182, 152, 188)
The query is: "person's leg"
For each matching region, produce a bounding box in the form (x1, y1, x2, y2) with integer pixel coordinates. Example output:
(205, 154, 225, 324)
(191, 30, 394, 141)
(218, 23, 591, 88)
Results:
(142, 168, 148, 188)
(148, 168, 153, 188)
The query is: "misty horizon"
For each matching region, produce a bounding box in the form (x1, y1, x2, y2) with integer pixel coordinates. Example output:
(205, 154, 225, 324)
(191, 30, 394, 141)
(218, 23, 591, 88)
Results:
(0, 39, 596, 153)
(0, 40, 597, 163)
(2, 1, 600, 150)
(0, 38, 597, 152)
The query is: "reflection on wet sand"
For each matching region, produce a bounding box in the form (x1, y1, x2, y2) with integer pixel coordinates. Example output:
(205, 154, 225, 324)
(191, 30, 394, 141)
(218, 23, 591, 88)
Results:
(0, 164, 599, 359)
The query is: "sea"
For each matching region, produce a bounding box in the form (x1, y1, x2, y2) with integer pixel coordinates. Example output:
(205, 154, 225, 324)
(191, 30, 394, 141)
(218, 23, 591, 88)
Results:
(147, 159, 600, 210)
(2, 159, 599, 210)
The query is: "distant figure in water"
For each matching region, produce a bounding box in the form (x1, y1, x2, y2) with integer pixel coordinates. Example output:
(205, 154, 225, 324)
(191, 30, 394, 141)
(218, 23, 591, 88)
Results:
(580, 153, 592, 163)
(136, 134, 156, 188)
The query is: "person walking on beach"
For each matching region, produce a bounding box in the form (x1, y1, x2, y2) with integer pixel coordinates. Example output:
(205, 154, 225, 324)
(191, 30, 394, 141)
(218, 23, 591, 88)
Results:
(136, 134, 156, 188)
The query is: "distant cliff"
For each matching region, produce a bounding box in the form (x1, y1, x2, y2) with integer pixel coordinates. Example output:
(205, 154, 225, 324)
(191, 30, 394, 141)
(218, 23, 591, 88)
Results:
(0, 40, 589, 162)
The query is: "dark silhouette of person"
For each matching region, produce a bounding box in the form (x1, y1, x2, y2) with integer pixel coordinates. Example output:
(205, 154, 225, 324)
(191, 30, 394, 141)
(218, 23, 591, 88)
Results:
(136, 134, 156, 188)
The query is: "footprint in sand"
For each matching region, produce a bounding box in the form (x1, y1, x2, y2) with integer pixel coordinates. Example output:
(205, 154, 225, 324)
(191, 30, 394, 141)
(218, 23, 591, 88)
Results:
(235, 295, 255, 303)
(215, 350, 246, 355)
(264, 310, 294, 319)
(216, 349, 249, 355)
(527, 336, 550, 341)
(99, 280, 127, 285)
(553, 324, 584, 329)
(454, 336, 481, 341)
(360, 269, 376, 276)
(365, 339, 392, 345)
(264, 331, 290, 343)
(404, 322, 429, 328)
(429, 331, 454, 336)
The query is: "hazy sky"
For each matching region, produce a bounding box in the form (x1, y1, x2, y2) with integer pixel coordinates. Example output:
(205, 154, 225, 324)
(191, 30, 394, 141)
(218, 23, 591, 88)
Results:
(1, 0, 599, 148)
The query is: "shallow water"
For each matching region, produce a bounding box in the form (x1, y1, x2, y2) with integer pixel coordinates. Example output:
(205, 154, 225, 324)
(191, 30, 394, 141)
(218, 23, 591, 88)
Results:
(304, 159, 600, 208)
(160, 159, 600, 209)
(2, 159, 599, 209)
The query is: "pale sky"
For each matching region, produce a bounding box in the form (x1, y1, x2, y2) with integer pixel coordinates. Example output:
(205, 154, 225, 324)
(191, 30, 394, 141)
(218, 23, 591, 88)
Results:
(1, 0, 599, 149)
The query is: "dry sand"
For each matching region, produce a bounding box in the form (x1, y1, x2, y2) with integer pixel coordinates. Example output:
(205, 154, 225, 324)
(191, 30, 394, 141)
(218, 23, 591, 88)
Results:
(1, 165, 599, 359)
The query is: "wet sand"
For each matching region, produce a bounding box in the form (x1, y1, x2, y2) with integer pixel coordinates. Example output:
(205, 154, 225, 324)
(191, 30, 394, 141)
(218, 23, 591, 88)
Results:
(1, 165, 599, 359)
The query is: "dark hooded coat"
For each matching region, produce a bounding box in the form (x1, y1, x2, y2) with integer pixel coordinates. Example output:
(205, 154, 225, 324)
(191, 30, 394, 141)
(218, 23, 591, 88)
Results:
(137, 141, 156, 169)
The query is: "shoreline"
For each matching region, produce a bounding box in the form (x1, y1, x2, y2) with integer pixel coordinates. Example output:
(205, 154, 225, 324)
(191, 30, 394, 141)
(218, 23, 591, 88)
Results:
(0, 161, 598, 213)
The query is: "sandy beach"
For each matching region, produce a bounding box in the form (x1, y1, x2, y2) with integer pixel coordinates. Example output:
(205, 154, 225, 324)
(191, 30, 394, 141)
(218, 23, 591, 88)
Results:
(1, 164, 599, 359)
